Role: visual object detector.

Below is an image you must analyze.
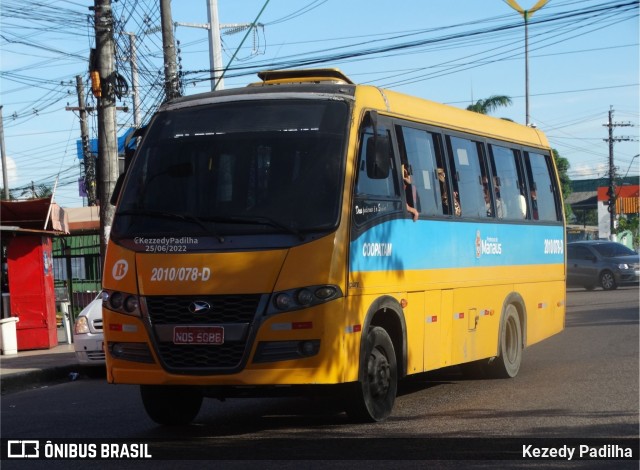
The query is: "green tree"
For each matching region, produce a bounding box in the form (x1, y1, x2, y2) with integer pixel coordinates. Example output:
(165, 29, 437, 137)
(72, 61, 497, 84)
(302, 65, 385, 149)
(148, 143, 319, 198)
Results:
(466, 95, 513, 115)
(615, 214, 639, 249)
(552, 149, 572, 220)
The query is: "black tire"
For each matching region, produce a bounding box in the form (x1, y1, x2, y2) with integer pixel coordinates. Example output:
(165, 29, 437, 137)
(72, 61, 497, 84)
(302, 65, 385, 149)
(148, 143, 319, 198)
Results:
(488, 304, 522, 379)
(140, 385, 203, 425)
(345, 326, 398, 422)
(600, 270, 617, 291)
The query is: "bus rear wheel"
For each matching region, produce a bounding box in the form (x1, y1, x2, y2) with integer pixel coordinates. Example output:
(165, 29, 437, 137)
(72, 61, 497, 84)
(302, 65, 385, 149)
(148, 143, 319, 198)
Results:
(140, 385, 203, 425)
(489, 304, 522, 379)
(345, 326, 397, 422)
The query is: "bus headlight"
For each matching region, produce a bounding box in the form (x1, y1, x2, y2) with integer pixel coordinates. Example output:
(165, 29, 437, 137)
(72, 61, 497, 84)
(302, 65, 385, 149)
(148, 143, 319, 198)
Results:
(268, 285, 342, 314)
(274, 293, 293, 310)
(109, 291, 124, 310)
(295, 288, 314, 306)
(124, 296, 139, 313)
(103, 289, 141, 317)
(314, 286, 338, 300)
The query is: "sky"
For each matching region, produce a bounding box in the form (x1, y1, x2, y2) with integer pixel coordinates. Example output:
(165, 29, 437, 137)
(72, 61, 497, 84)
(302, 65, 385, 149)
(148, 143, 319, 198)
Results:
(1, 0, 638, 209)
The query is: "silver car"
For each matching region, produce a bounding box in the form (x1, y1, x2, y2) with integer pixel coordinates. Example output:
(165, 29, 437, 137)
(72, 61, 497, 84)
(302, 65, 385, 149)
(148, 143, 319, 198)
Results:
(567, 241, 640, 291)
(73, 293, 105, 364)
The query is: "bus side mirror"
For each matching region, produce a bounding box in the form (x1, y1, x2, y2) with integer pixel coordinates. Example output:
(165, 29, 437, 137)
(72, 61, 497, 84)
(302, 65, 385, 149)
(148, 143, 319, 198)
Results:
(366, 135, 390, 179)
(124, 126, 146, 172)
(110, 173, 125, 206)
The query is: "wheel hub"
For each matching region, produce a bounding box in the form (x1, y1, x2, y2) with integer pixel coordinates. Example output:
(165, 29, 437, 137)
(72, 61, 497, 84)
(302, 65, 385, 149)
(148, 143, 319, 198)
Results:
(368, 348, 390, 398)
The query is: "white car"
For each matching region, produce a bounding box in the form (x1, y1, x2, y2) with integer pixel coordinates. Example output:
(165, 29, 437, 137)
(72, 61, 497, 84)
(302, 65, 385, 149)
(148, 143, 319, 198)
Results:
(73, 293, 105, 364)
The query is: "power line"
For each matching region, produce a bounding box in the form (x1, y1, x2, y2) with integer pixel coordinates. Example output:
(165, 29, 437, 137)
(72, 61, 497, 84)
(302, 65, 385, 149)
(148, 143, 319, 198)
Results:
(1, 0, 638, 206)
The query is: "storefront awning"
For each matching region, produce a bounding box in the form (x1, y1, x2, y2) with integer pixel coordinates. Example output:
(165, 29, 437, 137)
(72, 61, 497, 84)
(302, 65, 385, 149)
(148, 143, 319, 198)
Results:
(0, 197, 69, 233)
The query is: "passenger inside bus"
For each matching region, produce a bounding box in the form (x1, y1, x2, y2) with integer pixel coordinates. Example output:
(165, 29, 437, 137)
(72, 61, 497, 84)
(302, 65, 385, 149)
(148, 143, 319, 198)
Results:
(482, 176, 493, 217)
(437, 168, 461, 216)
(519, 191, 528, 218)
(493, 177, 506, 218)
(402, 165, 419, 222)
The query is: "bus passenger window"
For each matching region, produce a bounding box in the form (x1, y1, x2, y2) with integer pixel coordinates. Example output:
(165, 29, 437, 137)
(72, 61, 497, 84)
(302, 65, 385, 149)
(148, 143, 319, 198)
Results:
(447, 136, 491, 219)
(489, 145, 529, 220)
(524, 152, 560, 221)
(395, 126, 446, 217)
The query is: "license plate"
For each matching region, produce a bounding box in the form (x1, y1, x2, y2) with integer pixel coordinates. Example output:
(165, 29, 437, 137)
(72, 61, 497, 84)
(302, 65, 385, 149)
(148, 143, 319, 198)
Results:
(173, 326, 224, 345)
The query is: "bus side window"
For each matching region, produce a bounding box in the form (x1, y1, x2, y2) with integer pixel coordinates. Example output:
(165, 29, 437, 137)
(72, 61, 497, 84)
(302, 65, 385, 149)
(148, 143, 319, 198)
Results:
(446, 136, 492, 219)
(489, 144, 528, 220)
(524, 151, 561, 221)
(395, 125, 443, 217)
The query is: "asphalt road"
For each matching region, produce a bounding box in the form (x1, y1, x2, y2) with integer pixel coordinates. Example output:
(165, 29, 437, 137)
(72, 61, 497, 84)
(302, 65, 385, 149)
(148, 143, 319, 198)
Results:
(1, 287, 638, 468)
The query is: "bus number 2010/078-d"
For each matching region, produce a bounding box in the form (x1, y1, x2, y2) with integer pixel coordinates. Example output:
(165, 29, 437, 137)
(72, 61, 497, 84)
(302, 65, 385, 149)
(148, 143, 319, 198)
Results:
(150, 267, 211, 282)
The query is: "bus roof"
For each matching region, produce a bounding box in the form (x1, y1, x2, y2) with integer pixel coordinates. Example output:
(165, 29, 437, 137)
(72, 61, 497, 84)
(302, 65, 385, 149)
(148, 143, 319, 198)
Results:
(356, 84, 550, 149)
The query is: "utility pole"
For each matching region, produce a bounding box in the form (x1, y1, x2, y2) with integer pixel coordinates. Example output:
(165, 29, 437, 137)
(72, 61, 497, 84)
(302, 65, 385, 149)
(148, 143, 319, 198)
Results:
(66, 80, 127, 207)
(207, 0, 224, 90)
(0, 106, 9, 199)
(70, 75, 97, 206)
(603, 106, 634, 240)
(175, 1, 265, 92)
(93, 0, 119, 267)
(160, 0, 180, 101)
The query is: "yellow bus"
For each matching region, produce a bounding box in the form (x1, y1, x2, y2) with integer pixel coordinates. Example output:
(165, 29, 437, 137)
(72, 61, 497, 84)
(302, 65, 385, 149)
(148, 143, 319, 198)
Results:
(103, 68, 566, 424)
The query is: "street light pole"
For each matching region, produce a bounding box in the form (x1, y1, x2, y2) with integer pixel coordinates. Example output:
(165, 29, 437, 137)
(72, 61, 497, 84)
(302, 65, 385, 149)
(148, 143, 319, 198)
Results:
(504, 0, 548, 126)
(622, 154, 639, 180)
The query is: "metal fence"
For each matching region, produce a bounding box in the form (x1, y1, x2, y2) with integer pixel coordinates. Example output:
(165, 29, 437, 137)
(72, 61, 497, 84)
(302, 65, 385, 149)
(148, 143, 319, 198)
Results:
(52, 234, 101, 316)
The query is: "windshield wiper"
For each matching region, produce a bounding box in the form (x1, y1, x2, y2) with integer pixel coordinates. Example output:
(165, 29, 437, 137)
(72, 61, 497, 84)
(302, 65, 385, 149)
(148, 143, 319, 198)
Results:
(117, 209, 225, 243)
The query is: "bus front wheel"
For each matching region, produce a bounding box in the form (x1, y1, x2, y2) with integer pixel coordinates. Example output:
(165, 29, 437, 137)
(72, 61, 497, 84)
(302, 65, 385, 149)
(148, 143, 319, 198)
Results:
(345, 326, 398, 422)
(489, 304, 522, 378)
(140, 385, 203, 425)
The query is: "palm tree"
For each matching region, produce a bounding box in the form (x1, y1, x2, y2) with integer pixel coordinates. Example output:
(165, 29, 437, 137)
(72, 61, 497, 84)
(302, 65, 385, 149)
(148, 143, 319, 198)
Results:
(466, 95, 513, 115)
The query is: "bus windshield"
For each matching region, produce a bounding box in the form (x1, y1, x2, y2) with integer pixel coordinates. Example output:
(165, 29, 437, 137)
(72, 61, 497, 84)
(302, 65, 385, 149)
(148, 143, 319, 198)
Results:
(112, 99, 349, 240)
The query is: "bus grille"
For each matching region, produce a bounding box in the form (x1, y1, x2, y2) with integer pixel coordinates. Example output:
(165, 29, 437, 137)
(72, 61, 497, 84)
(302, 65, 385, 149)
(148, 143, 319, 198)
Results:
(145, 295, 261, 324)
(144, 294, 263, 372)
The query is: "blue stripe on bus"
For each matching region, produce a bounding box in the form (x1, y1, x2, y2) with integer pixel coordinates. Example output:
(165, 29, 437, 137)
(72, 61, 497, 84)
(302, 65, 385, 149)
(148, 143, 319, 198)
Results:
(349, 219, 565, 272)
